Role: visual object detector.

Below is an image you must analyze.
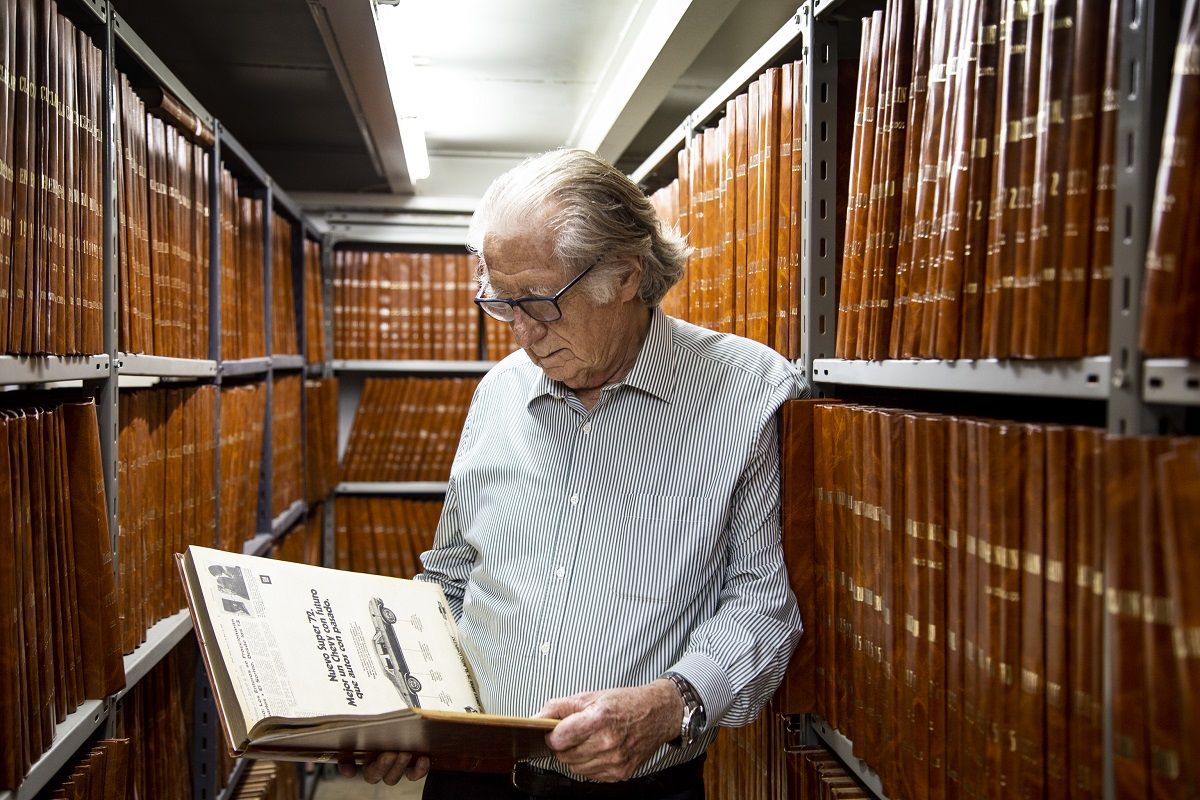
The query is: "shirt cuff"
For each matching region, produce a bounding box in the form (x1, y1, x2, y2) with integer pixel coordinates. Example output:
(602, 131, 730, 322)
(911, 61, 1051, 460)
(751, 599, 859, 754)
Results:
(668, 651, 733, 731)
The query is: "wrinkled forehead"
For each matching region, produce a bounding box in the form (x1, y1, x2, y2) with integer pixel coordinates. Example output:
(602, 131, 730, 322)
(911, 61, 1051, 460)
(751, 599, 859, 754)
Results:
(479, 225, 567, 292)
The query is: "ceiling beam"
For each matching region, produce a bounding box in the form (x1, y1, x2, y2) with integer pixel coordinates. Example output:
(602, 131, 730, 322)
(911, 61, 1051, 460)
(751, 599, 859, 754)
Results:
(307, 0, 414, 193)
(570, 0, 739, 161)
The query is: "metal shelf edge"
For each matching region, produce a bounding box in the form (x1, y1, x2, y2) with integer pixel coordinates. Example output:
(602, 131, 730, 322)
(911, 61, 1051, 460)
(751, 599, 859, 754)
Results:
(6, 700, 109, 800)
(0, 354, 111, 385)
(117, 353, 217, 377)
(337, 481, 449, 495)
(117, 609, 194, 701)
(243, 533, 274, 557)
(271, 499, 308, 537)
(810, 717, 888, 800)
(812, 356, 1111, 399)
(332, 359, 496, 374)
(221, 357, 271, 378)
(272, 354, 305, 370)
(1143, 358, 1200, 406)
(326, 223, 469, 247)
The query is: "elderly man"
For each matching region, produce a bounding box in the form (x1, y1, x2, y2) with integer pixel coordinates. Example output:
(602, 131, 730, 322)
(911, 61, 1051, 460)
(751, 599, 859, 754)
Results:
(345, 148, 805, 798)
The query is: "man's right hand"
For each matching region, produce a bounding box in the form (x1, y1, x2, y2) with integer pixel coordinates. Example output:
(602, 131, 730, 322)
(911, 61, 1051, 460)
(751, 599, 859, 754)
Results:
(338, 752, 430, 785)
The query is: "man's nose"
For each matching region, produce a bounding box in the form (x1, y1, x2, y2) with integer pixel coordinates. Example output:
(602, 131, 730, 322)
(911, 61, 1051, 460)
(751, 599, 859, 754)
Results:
(510, 307, 547, 346)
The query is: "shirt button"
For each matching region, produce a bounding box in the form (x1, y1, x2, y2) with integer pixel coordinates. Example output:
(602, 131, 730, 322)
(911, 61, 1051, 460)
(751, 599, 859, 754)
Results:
(570, 494, 579, 506)
(582, 422, 591, 434)
(539, 641, 551, 655)
(555, 567, 565, 579)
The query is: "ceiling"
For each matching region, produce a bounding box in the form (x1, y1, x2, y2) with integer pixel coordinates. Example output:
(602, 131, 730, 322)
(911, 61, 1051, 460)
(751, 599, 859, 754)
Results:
(110, 0, 799, 210)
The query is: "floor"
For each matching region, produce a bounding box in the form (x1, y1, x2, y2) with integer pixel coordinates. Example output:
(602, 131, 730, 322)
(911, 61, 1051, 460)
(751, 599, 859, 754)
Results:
(312, 772, 427, 800)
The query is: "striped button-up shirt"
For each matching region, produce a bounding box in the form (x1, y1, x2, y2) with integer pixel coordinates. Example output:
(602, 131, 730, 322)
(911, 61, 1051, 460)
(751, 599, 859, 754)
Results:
(417, 308, 806, 777)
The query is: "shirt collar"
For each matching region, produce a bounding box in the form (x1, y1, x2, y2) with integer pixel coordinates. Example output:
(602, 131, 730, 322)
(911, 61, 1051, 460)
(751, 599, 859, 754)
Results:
(525, 306, 677, 406)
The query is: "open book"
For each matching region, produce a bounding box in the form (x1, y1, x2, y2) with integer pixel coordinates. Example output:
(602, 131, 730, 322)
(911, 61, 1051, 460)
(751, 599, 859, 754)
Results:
(177, 545, 555, 770)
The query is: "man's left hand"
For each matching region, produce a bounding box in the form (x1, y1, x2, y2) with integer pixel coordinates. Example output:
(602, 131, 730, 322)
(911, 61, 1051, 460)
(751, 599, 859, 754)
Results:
(538, 679, 682, 782)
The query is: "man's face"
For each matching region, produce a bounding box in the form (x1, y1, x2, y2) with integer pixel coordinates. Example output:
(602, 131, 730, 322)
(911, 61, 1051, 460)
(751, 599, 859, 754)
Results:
(481, 227, 643, 392)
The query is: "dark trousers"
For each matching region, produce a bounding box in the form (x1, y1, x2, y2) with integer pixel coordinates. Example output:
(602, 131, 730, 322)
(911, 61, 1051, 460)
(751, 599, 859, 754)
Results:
(422, 757, 706, 800)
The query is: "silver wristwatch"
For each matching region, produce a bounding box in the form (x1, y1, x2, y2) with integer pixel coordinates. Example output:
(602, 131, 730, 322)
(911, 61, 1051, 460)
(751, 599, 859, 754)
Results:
(663, 671, 706, 748)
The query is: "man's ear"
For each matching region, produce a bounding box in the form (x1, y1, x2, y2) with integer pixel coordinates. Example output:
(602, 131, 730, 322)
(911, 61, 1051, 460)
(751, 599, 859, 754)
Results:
(617, 256, 642, 302)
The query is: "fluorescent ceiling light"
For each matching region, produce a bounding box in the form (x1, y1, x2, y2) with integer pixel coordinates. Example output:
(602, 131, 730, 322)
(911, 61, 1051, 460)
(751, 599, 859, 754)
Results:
(373, 0, 430, 181)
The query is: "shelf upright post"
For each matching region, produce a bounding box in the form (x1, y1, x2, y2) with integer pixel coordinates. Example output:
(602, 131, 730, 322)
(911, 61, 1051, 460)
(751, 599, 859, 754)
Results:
(1105, 2, 1184, 799)
(322, 235, 336, 566)
(98, 0, 120, 742)
(798, 1, 840, 390)
(1107, 0, 1184, 436)
(258, 184, 275, 541)
(193, 121, 224, 800)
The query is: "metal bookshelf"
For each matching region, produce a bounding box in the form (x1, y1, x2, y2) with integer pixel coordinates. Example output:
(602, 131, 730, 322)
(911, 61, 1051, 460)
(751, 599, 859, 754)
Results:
(117, 353, 218, 378)
(0, 354, 111, 384)
(272, 499, 309, 537)
(273, 354, 305, 370)
(221, 356, 271, 378)
(337, 481, 450, 495)
(809, 718, 888, 800)
(1143, 358, 1200, 406)
(811, 357, 1112, 399)
(333, 359, 495, 374)
(0, 700, 109, 800)
(118, 610, 196, 701)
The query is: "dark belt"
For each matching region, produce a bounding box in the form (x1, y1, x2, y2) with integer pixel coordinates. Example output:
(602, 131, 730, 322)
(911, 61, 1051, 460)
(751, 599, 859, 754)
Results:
(511, 756, 705, 799)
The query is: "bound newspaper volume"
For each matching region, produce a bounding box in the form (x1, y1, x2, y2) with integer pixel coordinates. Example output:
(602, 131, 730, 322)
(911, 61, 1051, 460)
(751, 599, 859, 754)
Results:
(177, 545, 555, 770)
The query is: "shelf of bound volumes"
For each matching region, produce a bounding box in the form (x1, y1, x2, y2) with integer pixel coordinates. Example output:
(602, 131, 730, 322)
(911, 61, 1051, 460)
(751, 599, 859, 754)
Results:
(337, 482, 450, 495)
(811, 357, 1112, 399)
(0, 355, 112, 385)
(1143, 359, 1200, 406)
(0, 701, 109, 800)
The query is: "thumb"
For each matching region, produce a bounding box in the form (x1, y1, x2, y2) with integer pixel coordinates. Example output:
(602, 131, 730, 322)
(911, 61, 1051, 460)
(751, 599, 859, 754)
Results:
(537, 691, 598, 720)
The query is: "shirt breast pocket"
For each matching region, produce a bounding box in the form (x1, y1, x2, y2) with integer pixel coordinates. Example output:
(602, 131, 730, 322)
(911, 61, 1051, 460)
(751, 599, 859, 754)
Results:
(613, 493, 725, 603)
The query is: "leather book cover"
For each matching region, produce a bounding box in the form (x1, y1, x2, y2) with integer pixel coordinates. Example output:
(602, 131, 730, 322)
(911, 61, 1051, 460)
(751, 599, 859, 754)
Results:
(997, 423, 1025, 791)
(415, 252, 432, 359)
(40, 409, 68, 721)
(857, 11, 890, 361)
(875, 409, 904, 795)
(1106, 434, 1152, 799)
(959, 418, 984, 798)
(956, 0, 1002, 358)
(931, 0, 976, 359)
(980, 1, 1029, 358)
(0, 0, 11, 354)
(1017, 424, 1046, 795)
(860, 409, 884, 761)
(1043, 426, 1069, 795)
(23, 409, 53, 748)
(1155, 441, 1200, 797)
(0, 415, 22, 790)
(923, 414, 948, 800)
(11, 411, 37, 769)
(53, 409, 85, 710)
(1053, 0, 1105, 357)
(909, 0, 955, 360)
(720, 100, 736, 335)
(1139, 437, 1188, 799)
(825, 403, 851, 729)
(1020, 1, 1074, 357)
(899, 413, 928, 798)
(812, 404, 835, 721)
(849, 14, 883, 359)
(943, 416, 967, 796)
(101, 738, 131, 800)
(11, 0, 35, 354)
(756, 66, 781, 347)
(689, 128, 704, 328)
(888, 2, 928, 358)
(846, 407, 867, 752)
(788, 59, 804, 359)
(733, 92, 749, 337)
(873, 3, 913, 360)
(744, 79, 760, 339)
(1082, 0, 1121, 355)
(703, 126, 719, 332)
(1139, 0, 1199, 356)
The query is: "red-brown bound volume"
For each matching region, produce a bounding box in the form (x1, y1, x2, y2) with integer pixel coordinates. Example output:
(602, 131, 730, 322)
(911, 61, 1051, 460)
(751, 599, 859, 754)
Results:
(1042, 427, 1070, 797)
(836, 17, 874, 357)
(899, 413, 928, 798)
(63, 402, 125, 697)
(1083, 0, 1121, 354)
(1155, 442, 1200, 797)
(1140, 439, 1191, 799)
(774, 64, 793, 353)
(859, 409, 883, 761)
(877, 409, 905, 795)
(850, 14, 884, 358)
(1107, 435, 1170, 798)
(813, 404, 839, 723)
(732, 93, 748, 337)
(942, 417, 967, 796)
(1018, 425, 1046, 794)
(787, 60, 804, 359)
(889, 1, 932, 357)
(0, 414, 21, 791)
(1140, 0, 1200, 356)
(1006, 0, 1047, 358)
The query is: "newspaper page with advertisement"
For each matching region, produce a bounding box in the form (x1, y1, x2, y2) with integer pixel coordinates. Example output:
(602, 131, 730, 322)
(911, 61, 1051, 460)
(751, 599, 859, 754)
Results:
(178, 545, 554, 767)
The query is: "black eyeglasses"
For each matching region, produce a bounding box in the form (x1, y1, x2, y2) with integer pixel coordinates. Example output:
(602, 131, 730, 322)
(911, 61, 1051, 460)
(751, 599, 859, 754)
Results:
(474, 261, 597, 323)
